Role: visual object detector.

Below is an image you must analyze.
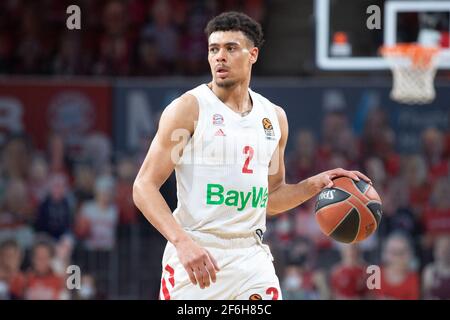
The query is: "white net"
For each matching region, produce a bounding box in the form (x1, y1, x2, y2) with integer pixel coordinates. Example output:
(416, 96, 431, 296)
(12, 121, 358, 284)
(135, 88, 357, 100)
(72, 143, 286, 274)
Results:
(381, 45, 440, 105)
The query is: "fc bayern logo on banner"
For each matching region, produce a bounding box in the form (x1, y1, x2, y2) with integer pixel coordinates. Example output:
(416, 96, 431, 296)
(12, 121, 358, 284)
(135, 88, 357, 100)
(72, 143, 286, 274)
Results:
(48, 92, 95, 134)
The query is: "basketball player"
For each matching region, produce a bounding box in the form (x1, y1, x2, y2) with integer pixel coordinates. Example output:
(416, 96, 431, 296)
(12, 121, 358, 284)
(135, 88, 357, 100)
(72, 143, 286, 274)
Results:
(133, 11, 371, 300)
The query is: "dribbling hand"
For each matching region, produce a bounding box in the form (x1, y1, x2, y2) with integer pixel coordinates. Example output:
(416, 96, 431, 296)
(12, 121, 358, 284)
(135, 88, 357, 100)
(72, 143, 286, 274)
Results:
(307, 168, 372, 195)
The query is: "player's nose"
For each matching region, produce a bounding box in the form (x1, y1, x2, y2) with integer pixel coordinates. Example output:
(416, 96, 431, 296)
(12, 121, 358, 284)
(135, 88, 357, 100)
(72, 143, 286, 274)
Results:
(215, 48, 227, 62)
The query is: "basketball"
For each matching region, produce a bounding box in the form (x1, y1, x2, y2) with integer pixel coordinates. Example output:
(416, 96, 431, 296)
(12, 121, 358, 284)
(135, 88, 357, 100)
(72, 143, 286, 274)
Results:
(315, 177, 383, 244)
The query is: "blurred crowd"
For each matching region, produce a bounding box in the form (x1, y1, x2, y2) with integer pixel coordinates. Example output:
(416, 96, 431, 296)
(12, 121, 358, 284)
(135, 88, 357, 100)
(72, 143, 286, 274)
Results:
(0, 0, 267, 77)
(0, 129, 153, 299)
(266, 108, 450, 300)
(0, 104, 448, 300)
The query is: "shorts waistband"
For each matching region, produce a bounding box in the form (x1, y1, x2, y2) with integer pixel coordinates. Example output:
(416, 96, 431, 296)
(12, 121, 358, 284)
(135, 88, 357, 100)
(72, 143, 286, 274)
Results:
(185, 230, 260, 249)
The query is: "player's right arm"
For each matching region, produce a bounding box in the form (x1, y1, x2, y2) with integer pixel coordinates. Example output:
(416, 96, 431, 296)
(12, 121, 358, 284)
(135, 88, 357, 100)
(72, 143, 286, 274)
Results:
(133, 94, 219, 289)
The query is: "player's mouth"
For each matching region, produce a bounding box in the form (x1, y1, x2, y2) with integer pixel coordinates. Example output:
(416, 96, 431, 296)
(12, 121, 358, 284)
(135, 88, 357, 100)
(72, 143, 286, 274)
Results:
(215, 66, 229, 78)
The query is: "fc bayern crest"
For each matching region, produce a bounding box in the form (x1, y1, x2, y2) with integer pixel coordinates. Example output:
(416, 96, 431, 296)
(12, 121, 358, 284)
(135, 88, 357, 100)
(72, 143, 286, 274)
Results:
(213, 113, 224, 126)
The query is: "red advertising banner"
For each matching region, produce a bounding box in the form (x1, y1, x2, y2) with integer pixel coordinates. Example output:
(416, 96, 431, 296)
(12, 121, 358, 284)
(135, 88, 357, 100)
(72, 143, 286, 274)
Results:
(0, 79, 111, 155)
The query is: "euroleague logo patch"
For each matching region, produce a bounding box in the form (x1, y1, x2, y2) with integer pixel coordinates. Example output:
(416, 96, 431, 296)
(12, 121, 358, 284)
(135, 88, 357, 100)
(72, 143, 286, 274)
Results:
(249, 294, 262, 300)
(262, 118, 275, 140)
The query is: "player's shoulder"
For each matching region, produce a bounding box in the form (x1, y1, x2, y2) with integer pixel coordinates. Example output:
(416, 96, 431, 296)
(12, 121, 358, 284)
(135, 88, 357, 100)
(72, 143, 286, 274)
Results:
(250, 88, 286, 120)
(271, 104, 288, 133)
(273, 104, 287, 121)
(160, 92, 199, 132)
(165, 92, 199, 116)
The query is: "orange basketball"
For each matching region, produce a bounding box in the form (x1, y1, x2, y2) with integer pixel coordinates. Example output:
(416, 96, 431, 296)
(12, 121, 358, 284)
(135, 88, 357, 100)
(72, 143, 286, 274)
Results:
(314, 177, 382, 243)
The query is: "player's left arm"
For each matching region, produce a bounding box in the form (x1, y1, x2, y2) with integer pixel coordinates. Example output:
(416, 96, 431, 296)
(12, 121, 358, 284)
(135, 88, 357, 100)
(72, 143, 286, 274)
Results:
(266, 106, 371, 216)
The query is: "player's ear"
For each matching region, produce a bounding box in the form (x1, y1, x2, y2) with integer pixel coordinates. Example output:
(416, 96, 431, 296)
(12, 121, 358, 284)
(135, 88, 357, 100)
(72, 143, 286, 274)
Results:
(249, 47, 259, 64)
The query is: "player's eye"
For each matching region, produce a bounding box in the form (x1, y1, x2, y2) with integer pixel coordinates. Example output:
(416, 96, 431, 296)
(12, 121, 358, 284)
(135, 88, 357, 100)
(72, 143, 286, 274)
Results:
(227, 46, 236, 52)
(209, 47, 219, 54)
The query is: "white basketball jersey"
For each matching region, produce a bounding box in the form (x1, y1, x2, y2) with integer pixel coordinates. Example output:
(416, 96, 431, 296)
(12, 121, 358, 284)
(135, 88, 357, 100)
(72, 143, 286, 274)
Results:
(172, 84, 281, 237)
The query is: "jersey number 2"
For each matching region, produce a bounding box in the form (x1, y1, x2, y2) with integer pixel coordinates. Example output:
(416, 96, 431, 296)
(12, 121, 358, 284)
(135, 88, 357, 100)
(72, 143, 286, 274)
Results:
(242, 146, 254, 174)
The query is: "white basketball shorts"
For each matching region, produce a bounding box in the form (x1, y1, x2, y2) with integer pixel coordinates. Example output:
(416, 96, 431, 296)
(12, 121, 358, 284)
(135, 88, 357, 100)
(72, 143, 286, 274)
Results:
(159, 231, 282, 300)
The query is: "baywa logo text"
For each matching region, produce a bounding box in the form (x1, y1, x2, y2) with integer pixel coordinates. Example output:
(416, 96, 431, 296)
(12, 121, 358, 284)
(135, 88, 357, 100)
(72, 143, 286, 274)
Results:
(206, 183, 268, 211)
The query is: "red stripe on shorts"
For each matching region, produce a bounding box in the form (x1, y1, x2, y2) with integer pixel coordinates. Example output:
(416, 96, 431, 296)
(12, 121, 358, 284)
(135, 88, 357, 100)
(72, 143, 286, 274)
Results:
(165, 264, 175, 287)
(161, 278, 171, 300)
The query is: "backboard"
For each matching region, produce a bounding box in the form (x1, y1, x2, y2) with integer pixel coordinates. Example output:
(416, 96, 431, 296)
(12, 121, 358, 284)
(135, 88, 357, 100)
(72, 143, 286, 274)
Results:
(315, 0, 450, 70)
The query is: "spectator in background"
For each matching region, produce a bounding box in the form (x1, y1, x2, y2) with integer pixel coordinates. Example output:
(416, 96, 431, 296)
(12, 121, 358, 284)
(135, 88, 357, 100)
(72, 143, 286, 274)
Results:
(172, 0, 191, 29)
(333, 127, 359, 169)
(75, 175, 118, 298)
(422, 235, 450, 299)
(0, 179, 34, 249)
(272, 214, 294, 245)
(76, 175, 118, 251)
(83, 132, 113, 175)
(140, 0, 179, 74)
(378, 177, 422, 258)
(73, 164, 96, 208)
(127, 0, 148, 31)
(134, 35, 166, 76)
(0, 239, 24, 299)
(2, 135, 31, 181)
(243, 0, 266, 22)
(115, 157, 138, 226)
(379, 128, 401, 177)
(327, 153, 350, 174)
(365, 157, 387, 194)
(330, 244, 368, 300)
(53, 32, 91, 75)
(445, 130, 450, 159)
(317, 110, 349, 170)
(361, 107, 390, 159)
(28, 155, 50, 208)
(361, 108, 401, 177)
(422, 178, 450, 251)
(34, 174, 73, 241)
(47, 133, 71, 179)
(375, 233, 420, 300)
(422, 127, 448, 182)
(52, 235, 74, 277)
(286, 130, 318, 183)
(0, 31, 14, 74)
(293, 199, 334, 258)
(281, 237, 329, 300)
(178, 4, 210, 75)
(402, 154, 431, 214)
(72, 274, 99, 300)
(14, 4, 48, 74)
(10, 237, 66, 300)
(95, 0, 133, 76)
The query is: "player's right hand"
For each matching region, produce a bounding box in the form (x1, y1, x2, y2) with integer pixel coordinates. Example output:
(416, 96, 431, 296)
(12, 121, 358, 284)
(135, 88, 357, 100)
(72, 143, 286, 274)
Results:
(175, 237, 220, 289)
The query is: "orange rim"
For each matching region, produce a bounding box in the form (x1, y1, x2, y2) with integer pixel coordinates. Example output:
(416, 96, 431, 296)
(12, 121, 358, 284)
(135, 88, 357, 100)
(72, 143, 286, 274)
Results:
(380, 43, 440, 68)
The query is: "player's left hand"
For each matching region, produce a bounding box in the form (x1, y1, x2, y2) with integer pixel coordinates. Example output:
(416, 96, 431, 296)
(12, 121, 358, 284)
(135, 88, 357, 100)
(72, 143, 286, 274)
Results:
(307, 168, 372, 195)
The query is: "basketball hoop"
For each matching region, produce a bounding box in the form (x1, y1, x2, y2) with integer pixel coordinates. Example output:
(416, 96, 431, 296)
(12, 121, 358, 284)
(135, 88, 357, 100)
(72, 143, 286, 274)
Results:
(380, 44, 440, 104)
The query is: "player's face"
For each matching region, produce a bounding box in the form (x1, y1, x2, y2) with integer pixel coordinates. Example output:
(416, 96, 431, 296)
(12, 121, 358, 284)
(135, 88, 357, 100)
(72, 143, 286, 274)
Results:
(208, 31, 258, 88)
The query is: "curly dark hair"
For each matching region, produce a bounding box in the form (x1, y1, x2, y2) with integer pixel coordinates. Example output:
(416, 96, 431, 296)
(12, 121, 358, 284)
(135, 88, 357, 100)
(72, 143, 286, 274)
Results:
(204, 11, 264, 48)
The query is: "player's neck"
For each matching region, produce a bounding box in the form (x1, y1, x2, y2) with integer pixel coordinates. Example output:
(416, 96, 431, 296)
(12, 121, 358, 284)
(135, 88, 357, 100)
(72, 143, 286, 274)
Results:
(209, 81, 252, 113)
